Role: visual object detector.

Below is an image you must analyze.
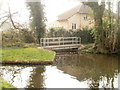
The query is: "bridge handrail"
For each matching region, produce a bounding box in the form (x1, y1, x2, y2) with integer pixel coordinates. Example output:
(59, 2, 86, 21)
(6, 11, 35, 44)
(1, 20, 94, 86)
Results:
(40, 37, 81, 47)
(40, 37, 79, 39)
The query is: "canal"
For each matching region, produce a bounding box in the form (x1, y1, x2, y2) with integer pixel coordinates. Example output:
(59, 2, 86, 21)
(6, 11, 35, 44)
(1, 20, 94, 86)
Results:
(0, 53, 119, 88)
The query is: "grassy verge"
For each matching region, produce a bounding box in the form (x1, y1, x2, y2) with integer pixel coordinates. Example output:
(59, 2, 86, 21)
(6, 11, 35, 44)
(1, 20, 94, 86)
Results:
(79, 43, 99, 54)
(1, 47, 56, 63)
(0, 77, 17, 89)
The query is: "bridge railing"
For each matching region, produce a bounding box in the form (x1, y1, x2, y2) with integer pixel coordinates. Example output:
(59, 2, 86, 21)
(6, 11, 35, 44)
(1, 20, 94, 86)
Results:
(40, 37, 81, 47)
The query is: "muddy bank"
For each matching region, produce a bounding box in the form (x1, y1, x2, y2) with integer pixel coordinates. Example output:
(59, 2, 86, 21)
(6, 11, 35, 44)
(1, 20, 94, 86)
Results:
(0, 60, 53, 65)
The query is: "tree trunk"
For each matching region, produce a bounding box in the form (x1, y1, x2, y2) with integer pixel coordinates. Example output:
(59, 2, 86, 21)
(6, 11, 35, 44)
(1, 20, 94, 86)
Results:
(83, 2, 105, 53)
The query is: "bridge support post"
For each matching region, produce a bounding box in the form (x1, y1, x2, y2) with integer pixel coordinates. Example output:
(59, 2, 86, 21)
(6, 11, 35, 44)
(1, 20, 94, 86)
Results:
(63, 37, 64, 45)
(43, 38, 46, 47)
(59, 37, 60, 45)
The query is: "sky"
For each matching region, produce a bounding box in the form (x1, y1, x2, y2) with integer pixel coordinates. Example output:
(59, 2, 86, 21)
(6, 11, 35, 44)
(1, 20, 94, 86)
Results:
(0, 0, 118, 24)
(0, 0, 80, 24)
(44, 0, 80, 22)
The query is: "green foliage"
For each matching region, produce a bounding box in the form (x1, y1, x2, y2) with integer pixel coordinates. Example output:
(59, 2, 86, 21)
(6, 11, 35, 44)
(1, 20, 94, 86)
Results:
(2, 48, 55, 61)
(2, 30, 35, 47)
(47, 27, 94, 44)
(2, 30, 24, 47)
(27, 2, 46, 43)
(80, 43, 99, 53)
(83, 2, 120, 54)
(70, 28, 94, 44)
(47, 27, 67, 37)
(81, 48, 98, 54)
(105, 17, 119, 51)
(22, 30, 36, 43)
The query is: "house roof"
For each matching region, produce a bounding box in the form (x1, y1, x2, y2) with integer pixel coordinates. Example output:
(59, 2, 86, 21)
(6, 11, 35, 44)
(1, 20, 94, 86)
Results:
(57, 4, 92, 21)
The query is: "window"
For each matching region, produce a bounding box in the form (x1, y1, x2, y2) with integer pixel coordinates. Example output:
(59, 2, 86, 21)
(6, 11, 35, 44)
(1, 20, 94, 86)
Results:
(72, 23, 76, 29)
(84, 16, 88, 20)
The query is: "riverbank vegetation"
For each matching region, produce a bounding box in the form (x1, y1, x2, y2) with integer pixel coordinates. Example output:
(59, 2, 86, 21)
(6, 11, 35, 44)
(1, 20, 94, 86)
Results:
(80, 43, 120, 54)
(82, 1, 120, 54)
(79, 43, 98, 53)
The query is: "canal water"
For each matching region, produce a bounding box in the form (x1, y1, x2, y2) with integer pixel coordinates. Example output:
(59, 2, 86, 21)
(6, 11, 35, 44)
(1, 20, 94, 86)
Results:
(0, 53, 119, 88)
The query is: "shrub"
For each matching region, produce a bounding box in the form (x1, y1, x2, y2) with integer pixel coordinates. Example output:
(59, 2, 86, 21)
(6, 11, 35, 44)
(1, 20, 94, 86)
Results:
(47, 27, 94, 44)
(2, 30, 36, 47)
(22, 30, 36, 43)
(47, 27, 68, 37)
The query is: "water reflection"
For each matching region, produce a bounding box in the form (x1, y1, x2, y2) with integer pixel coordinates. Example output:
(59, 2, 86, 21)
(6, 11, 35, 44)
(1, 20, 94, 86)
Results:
(0, 53, 119, 88)
(27, 66, 45, 88)
(0, 66, 36, 88)
(55, 53, 119, 88)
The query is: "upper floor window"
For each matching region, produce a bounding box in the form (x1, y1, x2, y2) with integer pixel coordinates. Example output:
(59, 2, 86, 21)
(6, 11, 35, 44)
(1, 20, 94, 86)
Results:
(84, 16, 88, 20)
(72, 23, 76, 29)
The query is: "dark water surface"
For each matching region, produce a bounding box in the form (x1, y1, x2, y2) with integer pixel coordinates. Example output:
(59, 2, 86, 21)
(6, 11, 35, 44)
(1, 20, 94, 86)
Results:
(0, 53, 119, 88)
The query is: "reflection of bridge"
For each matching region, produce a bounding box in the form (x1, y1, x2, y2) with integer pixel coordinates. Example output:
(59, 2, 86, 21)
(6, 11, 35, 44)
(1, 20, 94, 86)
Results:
(40, 37, 81, 51)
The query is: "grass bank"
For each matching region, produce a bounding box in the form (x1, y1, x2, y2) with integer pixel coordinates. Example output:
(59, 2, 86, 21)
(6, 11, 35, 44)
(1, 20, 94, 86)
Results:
(1, 47, 56, 65)
(0, 77, 17, 89)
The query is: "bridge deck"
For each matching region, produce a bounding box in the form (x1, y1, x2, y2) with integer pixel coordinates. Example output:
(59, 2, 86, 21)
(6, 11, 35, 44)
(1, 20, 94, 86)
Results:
(43, 44, 81, 49)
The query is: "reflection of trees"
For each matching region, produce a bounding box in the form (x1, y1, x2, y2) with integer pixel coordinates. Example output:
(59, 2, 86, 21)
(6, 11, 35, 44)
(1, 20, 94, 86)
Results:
(118, 56, 120, 90)
(27, 66, 45, 88)
(0, 66, 45, 88)
(0, 66, 26, 86)
(56, 54, 119, 88)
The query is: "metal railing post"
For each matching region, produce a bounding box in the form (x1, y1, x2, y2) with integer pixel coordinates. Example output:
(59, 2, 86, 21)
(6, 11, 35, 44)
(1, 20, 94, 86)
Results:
(48, 39, 49, 46)
(40, 38, 41, 46)
(59, 37, 60, 45)
(44, 38, 45, 47)
(63, 38, 64, 45)
(77, 38, 78, 44)
(76, 38, 77, 44)
(80, 37, 81, 44)
(72, 38, 73, 44)
(47, 39, 48, 46)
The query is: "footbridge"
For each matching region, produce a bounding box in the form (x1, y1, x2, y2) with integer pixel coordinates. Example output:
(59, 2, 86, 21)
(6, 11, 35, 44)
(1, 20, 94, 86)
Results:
(40, 37, 81, 51)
